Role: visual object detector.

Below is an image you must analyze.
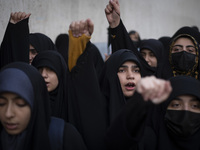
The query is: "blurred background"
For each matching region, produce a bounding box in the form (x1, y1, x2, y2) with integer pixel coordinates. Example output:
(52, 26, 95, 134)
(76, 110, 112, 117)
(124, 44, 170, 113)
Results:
(0, 0, 200, 59)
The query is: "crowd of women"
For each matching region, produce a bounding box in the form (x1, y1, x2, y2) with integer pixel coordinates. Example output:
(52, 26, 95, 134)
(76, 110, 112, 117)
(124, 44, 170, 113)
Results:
(0, 0, 200, 149)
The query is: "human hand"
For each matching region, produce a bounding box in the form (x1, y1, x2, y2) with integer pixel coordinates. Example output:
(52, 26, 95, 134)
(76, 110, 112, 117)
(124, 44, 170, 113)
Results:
(105, 0, 120, 28)
(10, 12, 31, 24)
(136, 76, 172, 104)
(69, 19, 94, 37)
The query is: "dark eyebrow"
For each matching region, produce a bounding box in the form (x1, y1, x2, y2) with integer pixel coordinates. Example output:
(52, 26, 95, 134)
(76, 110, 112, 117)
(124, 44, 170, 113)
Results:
(120, 65, 139, 69)
(172, 97, 182, 101)
(173, 45, 183, 48)
(186, 45, 195, 48)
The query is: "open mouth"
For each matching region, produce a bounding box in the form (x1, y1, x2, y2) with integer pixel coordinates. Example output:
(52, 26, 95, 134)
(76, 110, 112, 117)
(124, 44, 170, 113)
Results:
(125, 82, 135, 90)
(45, 82, 49, 86)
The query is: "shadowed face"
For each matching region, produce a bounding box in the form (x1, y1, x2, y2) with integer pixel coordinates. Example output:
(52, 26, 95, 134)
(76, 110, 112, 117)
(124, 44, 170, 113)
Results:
(0, 92, 31, 135)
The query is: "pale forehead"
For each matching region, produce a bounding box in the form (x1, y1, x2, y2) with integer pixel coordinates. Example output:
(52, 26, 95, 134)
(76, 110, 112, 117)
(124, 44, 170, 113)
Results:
(140, 49, 153, 53)
(0, 92, 19, 98)
(173, 37, 194, 46)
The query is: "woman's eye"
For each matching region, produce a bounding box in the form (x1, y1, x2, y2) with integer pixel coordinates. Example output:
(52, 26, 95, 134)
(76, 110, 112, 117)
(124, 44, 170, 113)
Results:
(133, 69, 140, 73)
(191, 102, 200, 109)
(0, 99, 6, 106)
(188, 49, 195, 53)
(174, 48, 180, 52)
(171, 103, 180, 108)
(118, 69, 125, 73)
(149, 53, 155, 57)
(15, 99, 27, 107)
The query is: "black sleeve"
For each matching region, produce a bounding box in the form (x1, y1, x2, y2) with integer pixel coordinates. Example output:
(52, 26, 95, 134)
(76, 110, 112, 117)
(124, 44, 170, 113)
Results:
(105, 93, 152, 150)
(109, 20, 138, 54)
(0, 18, 29, 68)
(63, 123, 88, 150)
(109, 20, 155, 77)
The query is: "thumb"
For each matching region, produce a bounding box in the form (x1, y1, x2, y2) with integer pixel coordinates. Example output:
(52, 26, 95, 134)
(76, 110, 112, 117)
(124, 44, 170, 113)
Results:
(86, 18, 94, 36)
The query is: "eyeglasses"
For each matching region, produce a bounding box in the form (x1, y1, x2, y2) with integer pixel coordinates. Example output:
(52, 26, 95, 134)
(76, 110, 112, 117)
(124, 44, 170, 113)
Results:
(172, 45, 196, 55)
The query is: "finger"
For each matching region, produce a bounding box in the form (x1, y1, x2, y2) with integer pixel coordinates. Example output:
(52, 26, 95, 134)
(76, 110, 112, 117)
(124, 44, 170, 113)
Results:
(105, 7, 111, 15)
(17, 12, 23, 20)
(74, 21, 80, 37)
(107, 4, 113, 12)
(21, 12, 27, 20)
(10, 12, 14, 18)
(110, 0, 120, 16)
(86, 18, 94, 36)
(13, 12, 18, 21)
(69, 21, 76, 36)
(79, 20, 86, 35)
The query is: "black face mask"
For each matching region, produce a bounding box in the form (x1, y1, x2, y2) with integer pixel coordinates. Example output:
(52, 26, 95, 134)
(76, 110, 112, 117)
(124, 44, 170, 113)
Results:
(171, 51, 196, 72)
(165, 110, 200, 137)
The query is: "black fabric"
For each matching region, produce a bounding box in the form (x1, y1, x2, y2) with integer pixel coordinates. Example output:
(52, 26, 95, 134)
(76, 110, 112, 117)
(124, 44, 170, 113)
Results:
(109, 20, 155, 77)
(29, 33, 57, 52)
(0, 19, 29, 69)
(0, 62, 51, 150)
(106, 76, 200, 150)
(63, 123, 88, 150)
(55, 33, 69, 64)
(105, 91, 155, 150)
(32, 50, 69, 121)
(68, 42, 107, 150)
(139, 39, 165, 78)
(99, 49, 142, 125)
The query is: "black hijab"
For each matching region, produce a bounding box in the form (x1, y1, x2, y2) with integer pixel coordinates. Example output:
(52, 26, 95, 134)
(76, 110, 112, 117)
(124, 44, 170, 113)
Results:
(32, 50, 69, 121)
(55, 33, 69, 64)
(139, 39, 165, 78)
(99, 49, 142, 124)
(29, 33, 57, 52)
(0, 62, 51, 150)
(155, 76, 200, 150)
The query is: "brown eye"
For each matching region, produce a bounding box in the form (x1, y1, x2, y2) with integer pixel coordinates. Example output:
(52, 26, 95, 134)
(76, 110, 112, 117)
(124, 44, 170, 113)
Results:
(118, 68, 125, 73)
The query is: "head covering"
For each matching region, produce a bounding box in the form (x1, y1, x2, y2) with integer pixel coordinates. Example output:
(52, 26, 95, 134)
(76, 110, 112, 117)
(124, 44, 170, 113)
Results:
(139, 39, 165, 78)
(155, 76, 200, 150)
(0, 62, 51, 150)
(168, 26, 200, 79)
(99, 49, 141, 124)
(29, 33, 57, 53)
(158, 36, 171, 57)
(32, 50, 69, 121)
(55, 33, 69, 64)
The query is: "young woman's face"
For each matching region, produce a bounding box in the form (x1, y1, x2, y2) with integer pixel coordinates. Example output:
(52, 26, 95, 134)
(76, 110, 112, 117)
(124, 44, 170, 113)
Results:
(167, 95, 200, 113)
(140, 49, 157, 67)
(117, 61, 141, 98)
(171, 37, 196, 55)
(0, 92, 31, 135)
(29, 45, 38, 65)
(38, 67, 59, 92)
